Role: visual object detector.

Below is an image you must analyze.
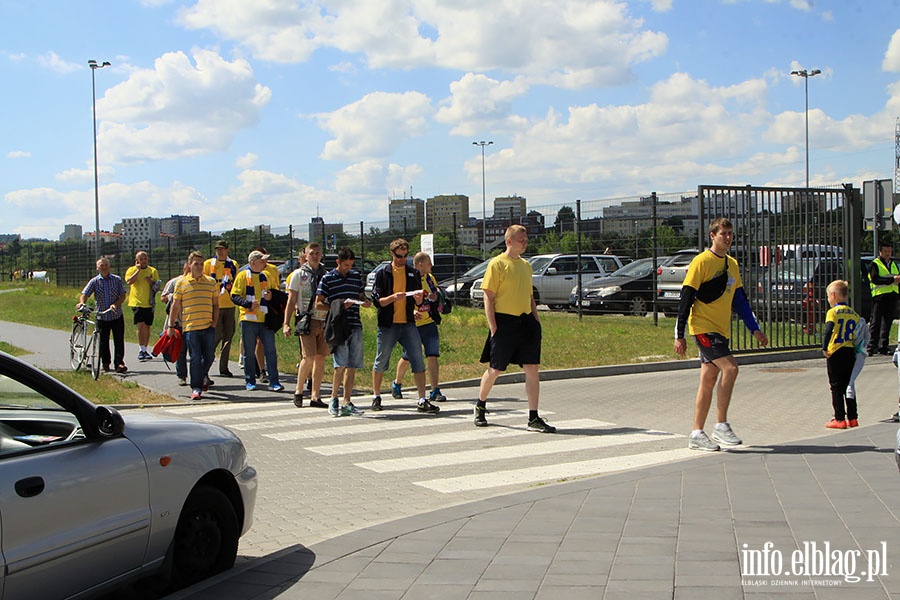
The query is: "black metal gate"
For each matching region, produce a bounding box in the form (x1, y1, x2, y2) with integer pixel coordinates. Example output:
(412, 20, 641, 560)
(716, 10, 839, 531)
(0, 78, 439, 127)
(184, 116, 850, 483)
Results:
(697, 184, 862, 352)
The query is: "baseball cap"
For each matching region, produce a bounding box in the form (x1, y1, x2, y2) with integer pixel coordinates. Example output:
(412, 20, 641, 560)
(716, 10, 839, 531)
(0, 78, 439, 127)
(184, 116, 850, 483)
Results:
(248, 250, 270, 262)
(214, 239, 229, 249)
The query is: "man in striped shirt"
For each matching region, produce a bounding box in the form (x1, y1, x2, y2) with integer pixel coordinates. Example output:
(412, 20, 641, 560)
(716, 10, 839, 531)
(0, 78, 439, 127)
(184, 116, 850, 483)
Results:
(169, 251, 219, 400)
(78, 257, 127, 373)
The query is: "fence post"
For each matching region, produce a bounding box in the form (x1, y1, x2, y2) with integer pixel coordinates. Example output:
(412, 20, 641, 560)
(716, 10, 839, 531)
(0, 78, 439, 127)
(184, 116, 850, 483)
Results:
(651, 191, 658, 326)
(575, 199, 582, 321)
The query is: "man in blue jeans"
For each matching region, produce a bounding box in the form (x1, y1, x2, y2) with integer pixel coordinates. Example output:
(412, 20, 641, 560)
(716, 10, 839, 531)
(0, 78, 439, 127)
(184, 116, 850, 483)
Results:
(168, 252, 219, 400)
(231, 250, 283, 392)
(370, 239, 437, 414)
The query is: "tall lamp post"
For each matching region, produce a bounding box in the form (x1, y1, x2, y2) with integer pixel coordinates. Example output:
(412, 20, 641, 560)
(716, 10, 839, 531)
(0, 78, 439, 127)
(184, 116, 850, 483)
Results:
(473, 140, 493, 260)
(790, 68, 820, 188)
(89, 59, 111, 258)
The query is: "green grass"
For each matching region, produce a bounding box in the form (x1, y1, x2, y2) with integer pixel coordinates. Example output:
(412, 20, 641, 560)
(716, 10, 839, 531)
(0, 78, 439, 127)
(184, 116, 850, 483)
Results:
(0, 283, 695, 394)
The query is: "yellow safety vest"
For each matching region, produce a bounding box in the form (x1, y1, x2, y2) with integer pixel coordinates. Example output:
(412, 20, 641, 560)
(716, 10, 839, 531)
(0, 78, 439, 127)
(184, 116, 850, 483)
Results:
(869, 258, 899, 296)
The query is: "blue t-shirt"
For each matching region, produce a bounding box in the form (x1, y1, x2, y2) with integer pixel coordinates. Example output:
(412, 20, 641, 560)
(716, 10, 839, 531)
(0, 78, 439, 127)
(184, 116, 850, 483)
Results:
(317, 269, 364, 329)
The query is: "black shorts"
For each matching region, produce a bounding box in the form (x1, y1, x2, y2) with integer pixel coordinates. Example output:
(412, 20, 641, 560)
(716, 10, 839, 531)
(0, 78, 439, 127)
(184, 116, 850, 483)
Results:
(480, 312, 541, 371)
(132, 306, 154, 326)
(693, 332, 732, 364)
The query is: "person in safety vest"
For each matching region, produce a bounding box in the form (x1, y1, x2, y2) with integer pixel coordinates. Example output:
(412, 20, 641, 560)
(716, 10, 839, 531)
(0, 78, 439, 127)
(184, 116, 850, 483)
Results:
(867, 241, 900, 356)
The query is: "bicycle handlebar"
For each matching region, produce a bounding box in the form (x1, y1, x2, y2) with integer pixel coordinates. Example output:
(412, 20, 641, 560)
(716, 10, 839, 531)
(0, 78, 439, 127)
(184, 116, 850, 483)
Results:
(76, 305, 116, 316)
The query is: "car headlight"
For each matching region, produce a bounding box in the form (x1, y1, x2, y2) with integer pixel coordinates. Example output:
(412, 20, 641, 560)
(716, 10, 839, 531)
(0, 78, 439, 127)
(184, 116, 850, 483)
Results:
(590, 286, 621, 298)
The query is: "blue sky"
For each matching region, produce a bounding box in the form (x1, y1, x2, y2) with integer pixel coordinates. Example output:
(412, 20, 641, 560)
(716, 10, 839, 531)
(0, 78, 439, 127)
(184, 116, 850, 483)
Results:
(2, 0, 899, 240)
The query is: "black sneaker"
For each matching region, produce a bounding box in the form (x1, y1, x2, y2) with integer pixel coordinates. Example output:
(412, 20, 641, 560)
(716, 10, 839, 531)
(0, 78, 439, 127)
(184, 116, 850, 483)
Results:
(527, 416, 557, 433)
(371, 396, 382, 411)
(293, 394, 304, 408)
(219, 370, 234, 378)
(474, 405, 488, 427)
(891, 412, 900, 423)
(417, 399, 440, 414)
(260, 370, 269, 384)
(309, 399, 328, 409)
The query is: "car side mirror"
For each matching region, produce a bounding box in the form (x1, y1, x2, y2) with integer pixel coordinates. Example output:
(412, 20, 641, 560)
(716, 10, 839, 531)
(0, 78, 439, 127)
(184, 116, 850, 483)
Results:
(95, 406, 125, 437)
(546, 267, 557, 275)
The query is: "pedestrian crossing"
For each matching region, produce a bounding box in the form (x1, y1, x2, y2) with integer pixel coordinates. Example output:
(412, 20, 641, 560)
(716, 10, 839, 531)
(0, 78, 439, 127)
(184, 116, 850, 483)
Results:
(149, 399, 696, 495)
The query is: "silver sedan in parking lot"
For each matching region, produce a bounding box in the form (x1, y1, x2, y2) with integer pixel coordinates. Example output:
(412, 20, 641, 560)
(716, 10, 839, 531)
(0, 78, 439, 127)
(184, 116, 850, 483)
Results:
(0, 351, 257, 599)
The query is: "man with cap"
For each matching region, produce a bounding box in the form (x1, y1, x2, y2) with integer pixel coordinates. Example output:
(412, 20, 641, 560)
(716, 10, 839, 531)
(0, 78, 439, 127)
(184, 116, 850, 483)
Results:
(231, 249, 283, 392)
(204, 239, 239, 377)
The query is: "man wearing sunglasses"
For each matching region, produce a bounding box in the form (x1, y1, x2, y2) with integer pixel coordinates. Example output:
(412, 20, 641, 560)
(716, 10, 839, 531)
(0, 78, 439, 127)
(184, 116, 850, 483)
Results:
(370, 239, 437, 414)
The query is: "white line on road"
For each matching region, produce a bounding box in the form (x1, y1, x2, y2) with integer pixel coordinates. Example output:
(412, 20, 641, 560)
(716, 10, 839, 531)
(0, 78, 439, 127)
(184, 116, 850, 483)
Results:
(356, 428, 682, 472)
(414, 448, 698, 493)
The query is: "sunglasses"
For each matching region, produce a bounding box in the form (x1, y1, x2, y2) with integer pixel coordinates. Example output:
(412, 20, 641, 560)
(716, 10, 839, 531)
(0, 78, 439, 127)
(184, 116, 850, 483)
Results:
(393, 252, 408, 259)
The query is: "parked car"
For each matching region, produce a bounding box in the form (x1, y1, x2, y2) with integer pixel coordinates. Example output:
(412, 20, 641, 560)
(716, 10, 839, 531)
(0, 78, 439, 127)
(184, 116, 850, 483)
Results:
(439, 258, 491, 306)
(364, 253, 483, 296)
(753, 258, 845, 325)
(471, 254, 627, 309)
(528, 254, 627, 309)
(569, 257, 669, 315)
(0, 351, 257, 599)
(655, 249, 702, 316)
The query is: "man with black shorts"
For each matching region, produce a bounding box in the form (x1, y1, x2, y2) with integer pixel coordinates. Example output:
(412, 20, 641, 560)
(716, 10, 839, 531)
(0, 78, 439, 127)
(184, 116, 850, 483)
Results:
(475, 224, 555, 432)
(124, 250, 161, 362)
(674, 217, 768, 451)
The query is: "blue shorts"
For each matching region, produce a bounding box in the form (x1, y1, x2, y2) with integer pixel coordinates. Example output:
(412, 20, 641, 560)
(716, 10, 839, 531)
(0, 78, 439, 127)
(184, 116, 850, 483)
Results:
(374, 323, 425, 373)
(333, 328, 364, 370)
(401, 322, 440, 359)
(693, 332, 732, 364)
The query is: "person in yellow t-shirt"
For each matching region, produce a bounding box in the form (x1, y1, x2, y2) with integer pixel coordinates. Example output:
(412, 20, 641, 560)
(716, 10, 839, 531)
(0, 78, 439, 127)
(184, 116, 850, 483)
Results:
(230, 250, 282, 392)
(124, 250, 161, 362)
(203, 240, 239, 377)
(674, 218, 768, 452)
(169, 252, 219, 400)
(475, 225, 555, 433)
(821, 279, 862, 429)
(392, 252, 447, 403)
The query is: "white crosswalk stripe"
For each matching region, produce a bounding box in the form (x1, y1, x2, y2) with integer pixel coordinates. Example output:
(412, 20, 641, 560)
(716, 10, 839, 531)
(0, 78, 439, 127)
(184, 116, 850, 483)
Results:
(150, 403, 697, 495)
(356, 426, 681, 472)
(308, 418, 611, 456)
(414, 449, 697, 493)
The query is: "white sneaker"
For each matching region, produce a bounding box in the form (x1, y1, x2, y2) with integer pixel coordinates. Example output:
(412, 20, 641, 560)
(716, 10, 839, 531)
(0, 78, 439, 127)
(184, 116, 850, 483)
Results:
(711, 422, 742, 446)
(688, 431, 720, 452)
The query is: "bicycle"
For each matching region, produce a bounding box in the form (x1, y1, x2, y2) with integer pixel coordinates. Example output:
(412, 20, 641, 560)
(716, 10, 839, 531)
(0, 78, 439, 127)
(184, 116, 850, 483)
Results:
(70, 305, 113, 380)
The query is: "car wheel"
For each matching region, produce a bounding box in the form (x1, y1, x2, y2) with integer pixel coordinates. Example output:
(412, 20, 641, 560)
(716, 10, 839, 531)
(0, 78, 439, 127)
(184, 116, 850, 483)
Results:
(168, 485, 239, 589)
(629, 296, 647, 316)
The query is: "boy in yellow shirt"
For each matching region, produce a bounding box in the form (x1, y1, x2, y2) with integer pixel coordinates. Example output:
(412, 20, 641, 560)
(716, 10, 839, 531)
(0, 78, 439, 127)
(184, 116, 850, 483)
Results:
(822, 279, 862, 429)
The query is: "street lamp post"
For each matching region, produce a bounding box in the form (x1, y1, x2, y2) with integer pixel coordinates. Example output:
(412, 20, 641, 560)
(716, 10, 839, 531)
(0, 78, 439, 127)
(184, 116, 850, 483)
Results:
(89, 59, 110, 258)
(472, 140, 493, 260)
(790, 68, 820, 188)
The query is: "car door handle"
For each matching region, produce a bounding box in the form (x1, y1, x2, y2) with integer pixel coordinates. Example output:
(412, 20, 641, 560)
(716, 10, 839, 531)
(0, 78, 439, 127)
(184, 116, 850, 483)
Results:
(15, 476, 45, 498)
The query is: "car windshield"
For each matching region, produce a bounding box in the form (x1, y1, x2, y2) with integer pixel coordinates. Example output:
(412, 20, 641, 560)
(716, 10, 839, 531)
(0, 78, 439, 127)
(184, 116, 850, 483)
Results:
(610, 258, 656, 278)
(529, 256, 553, 274)
(460, 260, 491, 278)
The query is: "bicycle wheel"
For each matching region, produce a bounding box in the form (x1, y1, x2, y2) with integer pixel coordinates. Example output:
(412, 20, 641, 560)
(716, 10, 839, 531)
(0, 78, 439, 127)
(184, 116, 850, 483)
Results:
(70, 320, 87, 371)
(89, 331, 100, 380)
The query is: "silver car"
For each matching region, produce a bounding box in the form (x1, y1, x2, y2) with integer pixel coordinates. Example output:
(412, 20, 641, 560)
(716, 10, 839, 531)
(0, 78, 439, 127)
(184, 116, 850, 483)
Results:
(0, 351, 257, 599)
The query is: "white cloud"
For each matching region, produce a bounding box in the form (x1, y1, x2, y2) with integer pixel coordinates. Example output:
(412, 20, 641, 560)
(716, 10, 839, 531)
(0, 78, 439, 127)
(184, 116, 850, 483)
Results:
(883, 29, 900, 72)
(177, 0, 667, 88)
(55, 163, 115, 184)
(35, 51, 81, 74)
(6, 150, 31, 159)
(236, 153, 258, 169)
(96, 50, 271, 163)
(316, 91, 432, 161)
(435, 73, 530, 136)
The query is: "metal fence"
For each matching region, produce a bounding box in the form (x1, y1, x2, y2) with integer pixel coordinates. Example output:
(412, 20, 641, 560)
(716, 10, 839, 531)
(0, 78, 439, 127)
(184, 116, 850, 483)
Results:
(10, 184, 874, 354)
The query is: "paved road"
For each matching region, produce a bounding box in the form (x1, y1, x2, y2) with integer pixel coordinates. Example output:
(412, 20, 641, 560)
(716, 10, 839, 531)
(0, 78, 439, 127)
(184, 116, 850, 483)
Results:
(3, 319, 900, 598)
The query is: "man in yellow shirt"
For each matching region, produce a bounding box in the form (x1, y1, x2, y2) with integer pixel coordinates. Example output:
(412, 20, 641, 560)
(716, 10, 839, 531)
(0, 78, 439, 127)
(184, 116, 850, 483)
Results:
(124, 250, 161, 362)
(169, 252, 219, 401)
(231, 250, 283, 392)
(203, 240, 239, 377)
(674, 218, 768, 451)
(475, 225, 555, 433)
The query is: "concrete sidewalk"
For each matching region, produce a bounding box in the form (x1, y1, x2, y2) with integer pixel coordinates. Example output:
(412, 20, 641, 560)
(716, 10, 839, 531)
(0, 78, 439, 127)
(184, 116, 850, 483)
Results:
(3, 319, 900, 598)
(171, 423, 900, 600)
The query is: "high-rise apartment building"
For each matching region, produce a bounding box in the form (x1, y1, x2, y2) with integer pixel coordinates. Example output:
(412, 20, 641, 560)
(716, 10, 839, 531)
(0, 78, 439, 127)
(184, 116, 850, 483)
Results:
(426, 194, 469, 233)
